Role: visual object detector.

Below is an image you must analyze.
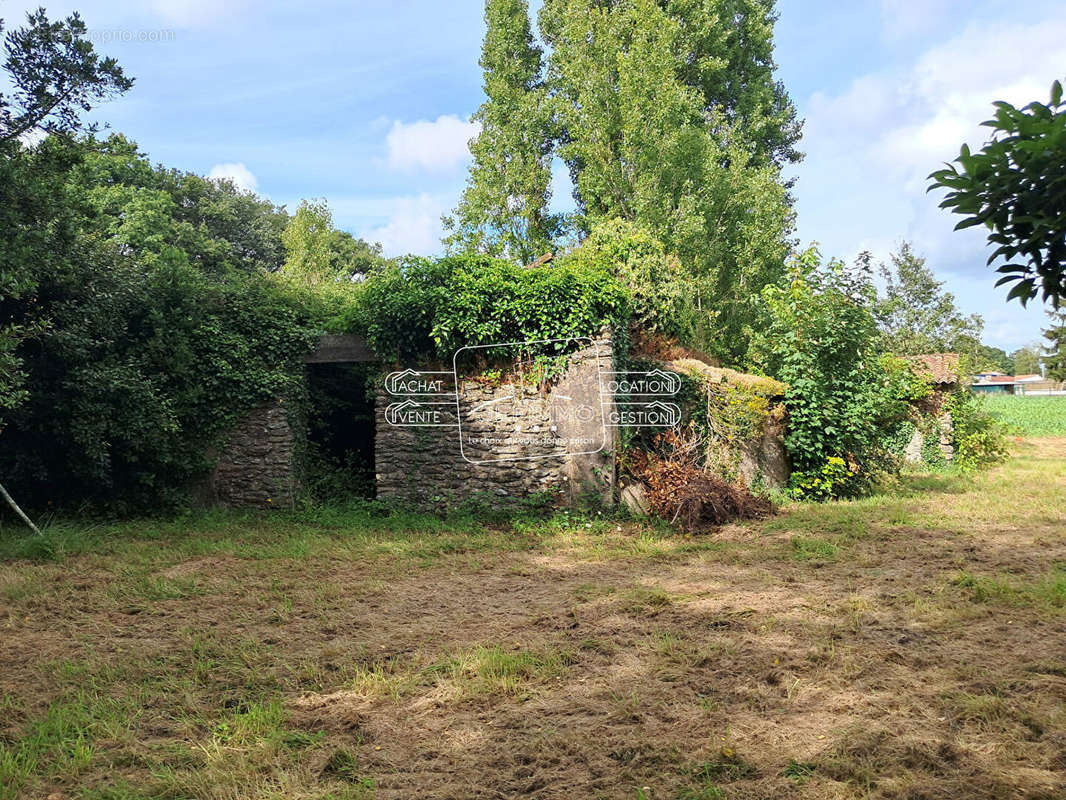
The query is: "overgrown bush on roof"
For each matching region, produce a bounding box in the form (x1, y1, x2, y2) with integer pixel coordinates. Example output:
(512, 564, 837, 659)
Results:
(330, 253, 630, 363)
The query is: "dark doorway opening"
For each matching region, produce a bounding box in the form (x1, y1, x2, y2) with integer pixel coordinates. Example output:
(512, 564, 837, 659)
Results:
(305, 364, 376, 499)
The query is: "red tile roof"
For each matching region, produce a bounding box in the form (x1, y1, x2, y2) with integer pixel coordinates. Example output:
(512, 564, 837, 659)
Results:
(907, 353, 960, 385)
(977, 375, 1018, 384)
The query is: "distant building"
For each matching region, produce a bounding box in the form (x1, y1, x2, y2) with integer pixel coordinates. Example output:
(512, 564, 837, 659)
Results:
(971, 373, 1045, 394)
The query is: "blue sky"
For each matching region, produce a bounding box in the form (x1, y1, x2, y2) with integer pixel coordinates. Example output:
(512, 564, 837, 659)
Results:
(3, 0, 1063, 352)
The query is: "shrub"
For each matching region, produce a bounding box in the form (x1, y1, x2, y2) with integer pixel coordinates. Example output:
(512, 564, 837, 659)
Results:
(1, 255, 320, 512)
(947, 389, 1009, 471)
(555, 219, 696, 340)
(750, 248, 912, 499)
(335, 253, 629, 362)
(788, 456, 861, 502)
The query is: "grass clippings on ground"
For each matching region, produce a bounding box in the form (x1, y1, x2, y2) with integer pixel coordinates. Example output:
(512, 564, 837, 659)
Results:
(1, 438, 1065, 799)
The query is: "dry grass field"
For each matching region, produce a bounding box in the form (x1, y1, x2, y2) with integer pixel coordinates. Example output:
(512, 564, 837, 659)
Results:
(1, 438, 1065, 799)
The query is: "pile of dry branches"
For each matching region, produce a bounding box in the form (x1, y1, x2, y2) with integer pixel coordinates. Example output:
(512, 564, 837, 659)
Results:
(628, 428, 773, 531)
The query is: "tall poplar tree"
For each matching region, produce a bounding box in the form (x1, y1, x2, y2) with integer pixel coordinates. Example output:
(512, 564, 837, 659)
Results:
(450, 0, 801, 362)
(538, 0, 800, 360)
(443, 0, 559, 264)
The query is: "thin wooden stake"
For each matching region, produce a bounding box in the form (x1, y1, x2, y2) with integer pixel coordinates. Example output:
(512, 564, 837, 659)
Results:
(0, 481, 40, 536)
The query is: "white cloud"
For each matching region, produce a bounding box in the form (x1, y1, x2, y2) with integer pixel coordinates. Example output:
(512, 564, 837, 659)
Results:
(208, 162, 258, 193)
(794, 13, 1066, 349)
(386, 114, 479, 172)
(360, 193, 448, 257)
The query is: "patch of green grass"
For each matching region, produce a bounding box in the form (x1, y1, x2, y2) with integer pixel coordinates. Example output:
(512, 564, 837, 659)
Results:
(782, 759, 817, 782)
(107, 575, 204, 603)
(676, 750, 757, 798)
(954, 568, 1066, 610)
(984, 395, 1066, 437)
(573, 582, 617, 601)
(790, 536, 838, 561)
(322, 748, 375, 791)
(676, 783, 725, 800)
(422, 645, 575, 697)
(943, 691, 1010, 725)
(689, 750, 758, 782)
(619, 585, 675, 614)
(0, 691, 130, 800)
(0, 503, 552, 570)
(346, 657, 415, 700)
(0, 568, 47, 603)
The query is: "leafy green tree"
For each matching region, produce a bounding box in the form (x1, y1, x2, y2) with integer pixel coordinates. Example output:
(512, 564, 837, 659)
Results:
(974, 344, 1011, 374)
(0, 8, 132, 144)
(750, 248, 910, 498)
(664, 0, 803, 170)
(444, 0, 560, 263)
(282, 199, 387, 284)
(872, 242, 984, 356)
(1, 8, 132, 430)
(2, 139, 325, 512)
(325, 228, 389, 280)
(537, 0, 798, 362)
(1043, 310, 1066, 381)
(72, 135, 289, 276)
(929, 79, 1066, 306)
(281, 199, 335, 282)
(1010, 344, 1042, 376)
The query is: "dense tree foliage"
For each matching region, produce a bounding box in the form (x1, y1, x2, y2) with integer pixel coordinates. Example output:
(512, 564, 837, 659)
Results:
(750, 248, 915, 498)
(1, 9, 133, 432)
(281, 199, 388, 284)
(556, 220, 692, 339)
(337, 254, 628, 362)
(1, 133, 325, 510)
(2, 260, 319, 511)
(930, 79, 1066, 307)
(443, 0, 560, 263)
(75, 135, 290, 275)
(1010, 345, 1043, 376)
(450, 0, 799, 364)
(975, 344, 1012, 374)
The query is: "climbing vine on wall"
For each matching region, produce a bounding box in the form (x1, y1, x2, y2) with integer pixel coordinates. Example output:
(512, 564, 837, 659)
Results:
(330, 254, 629, 363)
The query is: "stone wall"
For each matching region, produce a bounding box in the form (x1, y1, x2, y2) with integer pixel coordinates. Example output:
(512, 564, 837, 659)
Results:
(731, 407, 790, 488)
(904, 409, 955, 464)
(667, 358, 790, 489)
(214, 404, 298, 507)
(376, 337, 615, 507)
